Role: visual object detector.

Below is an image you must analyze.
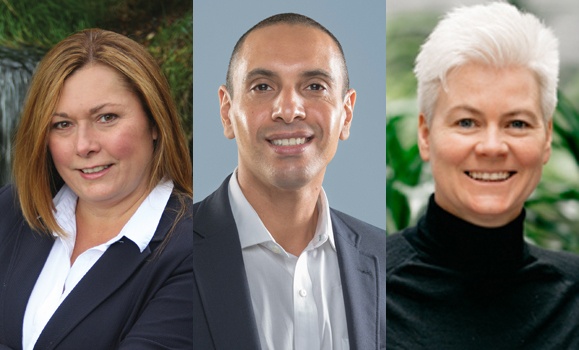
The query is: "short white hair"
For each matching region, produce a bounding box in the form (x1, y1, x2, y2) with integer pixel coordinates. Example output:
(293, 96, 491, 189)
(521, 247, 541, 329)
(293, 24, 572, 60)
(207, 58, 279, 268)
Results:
(414, 1, 559, 124)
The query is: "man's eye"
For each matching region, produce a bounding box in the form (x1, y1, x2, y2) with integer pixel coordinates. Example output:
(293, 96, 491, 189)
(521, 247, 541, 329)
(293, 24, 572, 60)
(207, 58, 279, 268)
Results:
(252, 84, 271, 91)
(307, 84, 325, 91)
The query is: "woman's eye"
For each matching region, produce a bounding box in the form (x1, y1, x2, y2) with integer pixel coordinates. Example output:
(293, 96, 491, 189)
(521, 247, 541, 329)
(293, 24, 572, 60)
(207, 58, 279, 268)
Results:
(457, 119, 475, 128)
(509, 120, 528, 129)
(99, 114, 118, 123)
(52, 121, 71, 129)
(252, 84, 271, 91)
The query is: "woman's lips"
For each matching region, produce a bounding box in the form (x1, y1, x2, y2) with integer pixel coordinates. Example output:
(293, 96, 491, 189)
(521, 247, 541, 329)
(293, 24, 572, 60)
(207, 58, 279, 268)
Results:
(81, 164, 111, 174)
(465, 171, 516, 181)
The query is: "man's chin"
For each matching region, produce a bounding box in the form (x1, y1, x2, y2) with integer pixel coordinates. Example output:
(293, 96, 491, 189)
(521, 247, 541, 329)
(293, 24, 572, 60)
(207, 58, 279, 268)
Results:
(269, 169, 320, 191)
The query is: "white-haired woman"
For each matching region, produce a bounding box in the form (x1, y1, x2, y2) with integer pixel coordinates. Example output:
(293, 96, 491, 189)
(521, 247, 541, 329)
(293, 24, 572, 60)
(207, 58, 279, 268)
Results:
(387, 2, 579, 349)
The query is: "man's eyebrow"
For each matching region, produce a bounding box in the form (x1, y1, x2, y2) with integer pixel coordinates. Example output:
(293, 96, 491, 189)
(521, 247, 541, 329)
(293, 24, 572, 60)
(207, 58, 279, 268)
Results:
(244, 68, 278, 83)
(244, 68, 336, 84)
(301, 69, 335, 84)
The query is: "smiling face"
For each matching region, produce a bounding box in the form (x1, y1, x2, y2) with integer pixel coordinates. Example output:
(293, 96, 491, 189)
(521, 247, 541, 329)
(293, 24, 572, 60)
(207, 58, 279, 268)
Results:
(220, 23, 355, 192)
(48, 63, 158, 209)
(418, 61, 552, 227)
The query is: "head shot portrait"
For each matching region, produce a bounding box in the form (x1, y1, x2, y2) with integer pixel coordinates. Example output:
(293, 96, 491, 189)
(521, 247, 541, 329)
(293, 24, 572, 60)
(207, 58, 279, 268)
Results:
(386, 2, 579, 348)
(0, 28, 193, 348)
(193, 2, 386, 349)
(194, 0, 385, 229)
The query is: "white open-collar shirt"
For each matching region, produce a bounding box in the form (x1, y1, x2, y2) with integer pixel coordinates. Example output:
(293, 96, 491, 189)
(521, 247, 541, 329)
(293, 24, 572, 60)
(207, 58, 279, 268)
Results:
(229, 172, 349, 350)
(22, 179, 173, 350)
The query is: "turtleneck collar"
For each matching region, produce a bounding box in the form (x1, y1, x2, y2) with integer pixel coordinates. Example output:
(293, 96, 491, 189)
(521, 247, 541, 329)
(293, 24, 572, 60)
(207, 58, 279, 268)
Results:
(405, 194, 530, 275)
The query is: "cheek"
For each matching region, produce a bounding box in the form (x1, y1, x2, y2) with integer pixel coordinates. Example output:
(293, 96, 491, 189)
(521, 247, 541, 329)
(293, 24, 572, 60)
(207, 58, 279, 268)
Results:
(429, 134, 467, 166)
(513, 137, 549, 167)
(110, 128, 154, 161)
(234, 109, 263, 141)
(111, 139, 134, 159)
(47, 137, 70, 168)
(517, 147, 547, 167)
(313, 106, 342, 138)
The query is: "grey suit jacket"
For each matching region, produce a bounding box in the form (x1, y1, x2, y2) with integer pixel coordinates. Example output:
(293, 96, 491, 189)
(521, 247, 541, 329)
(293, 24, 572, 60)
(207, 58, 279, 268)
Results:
(193, 175, 386, 349)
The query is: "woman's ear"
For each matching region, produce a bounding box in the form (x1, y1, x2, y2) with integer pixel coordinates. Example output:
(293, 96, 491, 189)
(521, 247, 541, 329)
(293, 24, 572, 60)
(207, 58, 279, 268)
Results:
(417, 113, 431, 162)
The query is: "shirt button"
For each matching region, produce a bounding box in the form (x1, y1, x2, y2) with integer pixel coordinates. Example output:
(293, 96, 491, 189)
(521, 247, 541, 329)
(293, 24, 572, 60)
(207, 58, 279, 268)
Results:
(271, 245, 281, 254)
(299, 289, 307, 297)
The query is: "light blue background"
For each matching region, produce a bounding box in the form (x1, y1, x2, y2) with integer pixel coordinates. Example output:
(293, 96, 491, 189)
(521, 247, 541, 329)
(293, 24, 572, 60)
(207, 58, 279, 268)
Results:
(193, 0, 386, 229)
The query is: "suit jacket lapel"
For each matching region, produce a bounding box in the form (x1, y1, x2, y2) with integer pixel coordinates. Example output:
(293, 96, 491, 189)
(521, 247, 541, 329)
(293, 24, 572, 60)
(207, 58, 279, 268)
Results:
(333, 211, 381, 350)
(34, 239, 151, 349)
(193, 176, 261, 350)
(34, 195, 180, 350)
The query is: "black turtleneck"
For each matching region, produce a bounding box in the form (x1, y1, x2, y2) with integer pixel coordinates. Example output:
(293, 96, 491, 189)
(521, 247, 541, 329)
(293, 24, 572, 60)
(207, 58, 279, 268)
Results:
(387, 195, 579, 349)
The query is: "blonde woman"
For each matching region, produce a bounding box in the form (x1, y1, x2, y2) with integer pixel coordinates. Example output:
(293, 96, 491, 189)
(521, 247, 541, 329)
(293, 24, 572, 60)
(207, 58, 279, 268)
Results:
(0, 29, 192, 349)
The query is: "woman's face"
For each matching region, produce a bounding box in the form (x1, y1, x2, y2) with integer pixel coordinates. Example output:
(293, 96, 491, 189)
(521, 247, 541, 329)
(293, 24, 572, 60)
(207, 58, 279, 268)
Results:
(48, 63, 158, 209)
(418, 62, 552, 227)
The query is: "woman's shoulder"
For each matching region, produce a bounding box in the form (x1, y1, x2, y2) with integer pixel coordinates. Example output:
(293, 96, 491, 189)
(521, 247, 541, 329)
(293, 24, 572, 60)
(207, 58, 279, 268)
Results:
(528, 244, 579, 279)
(0, 184, 27, 241)
(0, 183, 15, 199)
(386, 226, 419, 275)
(152, 192, 193, 251)
(0, 184, 21, 218)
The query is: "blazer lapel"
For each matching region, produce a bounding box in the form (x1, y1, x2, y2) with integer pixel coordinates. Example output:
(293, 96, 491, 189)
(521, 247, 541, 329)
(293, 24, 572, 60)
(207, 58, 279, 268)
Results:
(193, 176, 261, 350)
(333, 211, 381, 350)
(33, 195, 180, 350)
(34, 239, 151, 349)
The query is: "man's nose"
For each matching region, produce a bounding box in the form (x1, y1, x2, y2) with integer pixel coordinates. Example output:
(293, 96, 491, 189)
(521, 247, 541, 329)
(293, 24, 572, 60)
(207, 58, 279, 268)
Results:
(271, 88, 306, 123)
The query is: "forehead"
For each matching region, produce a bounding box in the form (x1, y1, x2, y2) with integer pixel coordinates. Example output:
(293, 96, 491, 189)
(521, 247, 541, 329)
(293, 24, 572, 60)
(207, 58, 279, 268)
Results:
(233, 24, 343, 84)
(435, 63, 541, 116)
(57, 64, 134, 107)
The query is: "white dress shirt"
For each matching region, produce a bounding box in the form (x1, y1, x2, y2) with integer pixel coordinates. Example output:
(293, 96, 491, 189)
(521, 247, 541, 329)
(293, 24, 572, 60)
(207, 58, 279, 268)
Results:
(22, 179, 173, 350)
(229, 173, 349, 350)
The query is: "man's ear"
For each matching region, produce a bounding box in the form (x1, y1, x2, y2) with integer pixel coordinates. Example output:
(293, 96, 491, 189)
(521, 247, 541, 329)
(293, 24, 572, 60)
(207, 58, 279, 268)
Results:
(417, 113, 431, 161)
(339, 88, 356, 140)
(219, 85, 235, 139)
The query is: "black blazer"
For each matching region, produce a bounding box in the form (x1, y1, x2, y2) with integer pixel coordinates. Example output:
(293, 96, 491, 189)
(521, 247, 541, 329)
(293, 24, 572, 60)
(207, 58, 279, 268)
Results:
(192, 175, 386, 350)
(0, 184, 193, 350)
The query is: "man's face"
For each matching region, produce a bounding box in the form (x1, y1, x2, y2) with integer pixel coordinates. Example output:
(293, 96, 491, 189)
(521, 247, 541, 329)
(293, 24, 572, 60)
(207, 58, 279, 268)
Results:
(220, 24, 355, 192)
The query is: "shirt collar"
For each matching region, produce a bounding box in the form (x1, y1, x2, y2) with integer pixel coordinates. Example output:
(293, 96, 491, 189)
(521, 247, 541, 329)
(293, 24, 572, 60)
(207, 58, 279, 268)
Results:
(118, 178, 173, 252)
(228, 169, 335, 254)
(52, 179, 174, 253)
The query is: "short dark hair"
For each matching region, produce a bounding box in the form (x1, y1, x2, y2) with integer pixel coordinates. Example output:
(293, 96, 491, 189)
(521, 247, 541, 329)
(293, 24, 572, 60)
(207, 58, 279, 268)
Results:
(225, 13, 349, 98)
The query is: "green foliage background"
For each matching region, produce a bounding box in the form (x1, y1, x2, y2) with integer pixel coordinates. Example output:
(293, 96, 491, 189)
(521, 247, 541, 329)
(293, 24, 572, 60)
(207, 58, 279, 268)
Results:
(0, 0, 192, 152)
(386, 2, 579, 252)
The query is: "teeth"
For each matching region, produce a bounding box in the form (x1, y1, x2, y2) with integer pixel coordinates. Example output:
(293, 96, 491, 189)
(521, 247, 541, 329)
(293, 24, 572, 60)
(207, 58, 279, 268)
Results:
(271, 137, 306, 146)
(82, 165, 109, 174)
(468, 171, 511, 181)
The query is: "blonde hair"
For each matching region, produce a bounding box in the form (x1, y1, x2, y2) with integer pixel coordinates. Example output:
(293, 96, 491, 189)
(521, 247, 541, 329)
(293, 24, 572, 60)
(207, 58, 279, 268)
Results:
(13, 28, 192, 235)
(415, 2, 559, 124)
